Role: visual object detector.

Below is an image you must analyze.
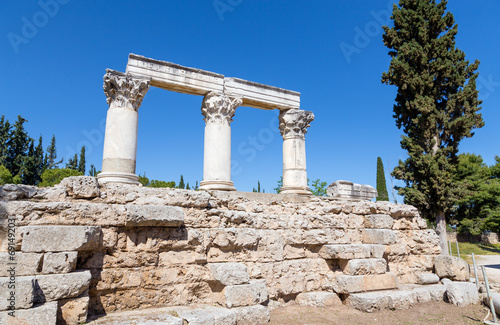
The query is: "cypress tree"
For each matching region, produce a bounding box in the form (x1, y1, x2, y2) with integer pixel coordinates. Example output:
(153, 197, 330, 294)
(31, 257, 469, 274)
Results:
(0, 116, 11, 166)
(6, 116, 31, 177)
(382, 0, 483, 254)
(376, 157, 389, 201)
(46, 135, 62, 169)
(66, 154, 78, 170)
(78, 146, 86, 174)
(178, 175, 185, 189)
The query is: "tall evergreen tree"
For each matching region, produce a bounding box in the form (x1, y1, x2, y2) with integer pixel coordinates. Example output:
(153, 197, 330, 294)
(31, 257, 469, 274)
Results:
(178, 175, 185, 189)
(46, 135, 62, 169)
(78, 146, 86, 174)
(0, 116, 11, 166)
(382, 0, 484, 254)
(376, 157, 389, 201)
(6, 116, 31, 177)
(22, 140, 37, 185)
(66, 154, 78, 170)
(194, 181, 199, 191)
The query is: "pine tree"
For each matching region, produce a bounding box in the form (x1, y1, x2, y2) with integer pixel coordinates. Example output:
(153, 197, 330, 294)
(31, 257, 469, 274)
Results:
(66, 154, 78, 170)
(178, 175, 185, 189)
(78, 146, 86, 174)
(46, 135, 62, 169)
(22, 140, 37, 185)
(0, 116, 11, 166)
(382, 0, 484, 254)
(376, 157, 389, 201)
(6, 116, 31, 177)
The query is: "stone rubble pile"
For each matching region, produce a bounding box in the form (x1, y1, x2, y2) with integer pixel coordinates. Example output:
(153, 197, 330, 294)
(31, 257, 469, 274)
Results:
(0, 177, 486, 324)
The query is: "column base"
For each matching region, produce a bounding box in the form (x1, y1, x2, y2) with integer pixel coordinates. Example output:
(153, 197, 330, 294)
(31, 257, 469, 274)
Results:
(199, 180, 236, 191)
(280, 186, 312, 195)
(97, 172, 140, 185)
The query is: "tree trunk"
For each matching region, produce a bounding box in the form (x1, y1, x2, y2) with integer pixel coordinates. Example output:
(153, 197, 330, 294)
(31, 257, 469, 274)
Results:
(436, 211, 449, 255)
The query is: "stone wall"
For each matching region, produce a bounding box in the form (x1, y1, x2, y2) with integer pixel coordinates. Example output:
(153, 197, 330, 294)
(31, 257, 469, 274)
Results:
(0, 177, 441, 323)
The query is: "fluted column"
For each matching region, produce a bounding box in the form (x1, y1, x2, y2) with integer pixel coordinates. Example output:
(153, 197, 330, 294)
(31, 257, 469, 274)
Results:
(98, 69, 150, 185)
(279, 109, 315, 195)
(199, 92, 242, 191)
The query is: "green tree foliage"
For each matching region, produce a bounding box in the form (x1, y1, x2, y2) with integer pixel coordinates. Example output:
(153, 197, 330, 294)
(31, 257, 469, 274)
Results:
(194, 181, 199, 191)
(39, 168, 83, 187)
(186, 182, 190, 190)
(253, 181, 262, 193)
(178, 175, 185, 189)
(66, 154, 78, 170)
(6, 116, 31, 178)
(453, 154, 500, 234)
(149, 180, 176, 188)
(311, 179, 328, 197)
(78, 146, 86, 175)
(274, 176, 283, 194)
(138, 173, 150, 186)
(0, 165, 13, 185)
(88, 164, 100, 177)
(376, 157, 389, 201)
(382, 0, 484, 254)
(0, 116, 11, 166)
(46, 135, 62, 169)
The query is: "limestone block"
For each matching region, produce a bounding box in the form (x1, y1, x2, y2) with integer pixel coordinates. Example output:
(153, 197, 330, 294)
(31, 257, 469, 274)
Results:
(327, 180, 377, 201)
(57, 292, 89, 325)
(0, 184, 37, 201)
(0, 301, 57, 325)
(417, 273, 440, 285)
(42, 252, 77, 274)
(364, 214, 394, 229)
(445, 281, 479, 306)
(201, 306, 237, 325)
(0, 276, 35, 311)
(333, 273, 397, 294)
(21, 226, 102, 252)
(35, 271, 91, 303)
(125, 205, 184, 227)
(208, 263, 250, 286)
(339, 258, 387, 275)
(232, 305, 270, 325)
(296, 292, 342, 307)
(319, 244, 385, 260)
(176, 308, 214, 325)
(59, 176, 100, 199)
(0, 252, 42, 276)
(362, 229, 397, 245)
(224, 280, 269, 308)
(434, 256, 470, 281)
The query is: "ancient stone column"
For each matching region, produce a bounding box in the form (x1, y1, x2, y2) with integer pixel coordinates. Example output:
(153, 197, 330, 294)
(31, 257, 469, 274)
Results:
(279, 109, 315, 195)
(199, 92, 242, 191)
(98, 69, 150, 185)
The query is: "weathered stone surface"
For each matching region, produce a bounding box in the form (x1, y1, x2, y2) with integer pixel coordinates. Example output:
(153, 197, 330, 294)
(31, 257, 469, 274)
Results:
(319, 244, 386, 260)
(59, 176, 100, 199)
(176, 308, 214, 325)
(417, 273, 440, 285)
(350, 284, 446, 312)
(42, 252, 78, 274)
(125, 205, 184, 227)
(35, 271, 91, 302)
(21, 226, 102, 252)
(445, 281, 479, 306)
(232, 305, 270, 325)
(434, 256, 470, 281)
(333, 273, 397, 294)
(0, 184, 37, 201)
(327, 180, 377, 201)
(87, 309, 183, 324)
(0, 301, 57, 325)
(57, 292, 89, 325)
(208, 262, 250, 286)
(0, 276, 35, 311)
(296, 292, 342, 307)
(364, 214, 394, 229)
(201, 306, 237, 325)
(362, 229, 397, 245)
(339, 258, 387, 275)
(0, 252, 42, 276)
(224, 279, 269, 308)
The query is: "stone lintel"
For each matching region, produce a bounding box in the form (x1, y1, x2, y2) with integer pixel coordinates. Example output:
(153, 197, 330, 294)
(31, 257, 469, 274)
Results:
(126, 54, 225, 96)
(125, 54, 301, 110)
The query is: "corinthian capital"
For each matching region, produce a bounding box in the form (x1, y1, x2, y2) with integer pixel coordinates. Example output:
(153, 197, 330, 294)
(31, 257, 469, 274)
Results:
(201, 92, 242, 126)
(279, 109, 315, 140)
(103, 69, 151, 111)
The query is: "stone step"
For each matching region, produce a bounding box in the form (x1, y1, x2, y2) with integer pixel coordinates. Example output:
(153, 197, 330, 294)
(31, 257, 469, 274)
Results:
(339, 258, 387, 275)
(348, 284, 446, 313)
(87, 304, 270, 325)
(319, 244, 386, 260)
(333, 273, 397, 294)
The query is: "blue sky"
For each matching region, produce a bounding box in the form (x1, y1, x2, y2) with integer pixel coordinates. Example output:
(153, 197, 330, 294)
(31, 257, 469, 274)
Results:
(1, 0, 499, 199)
